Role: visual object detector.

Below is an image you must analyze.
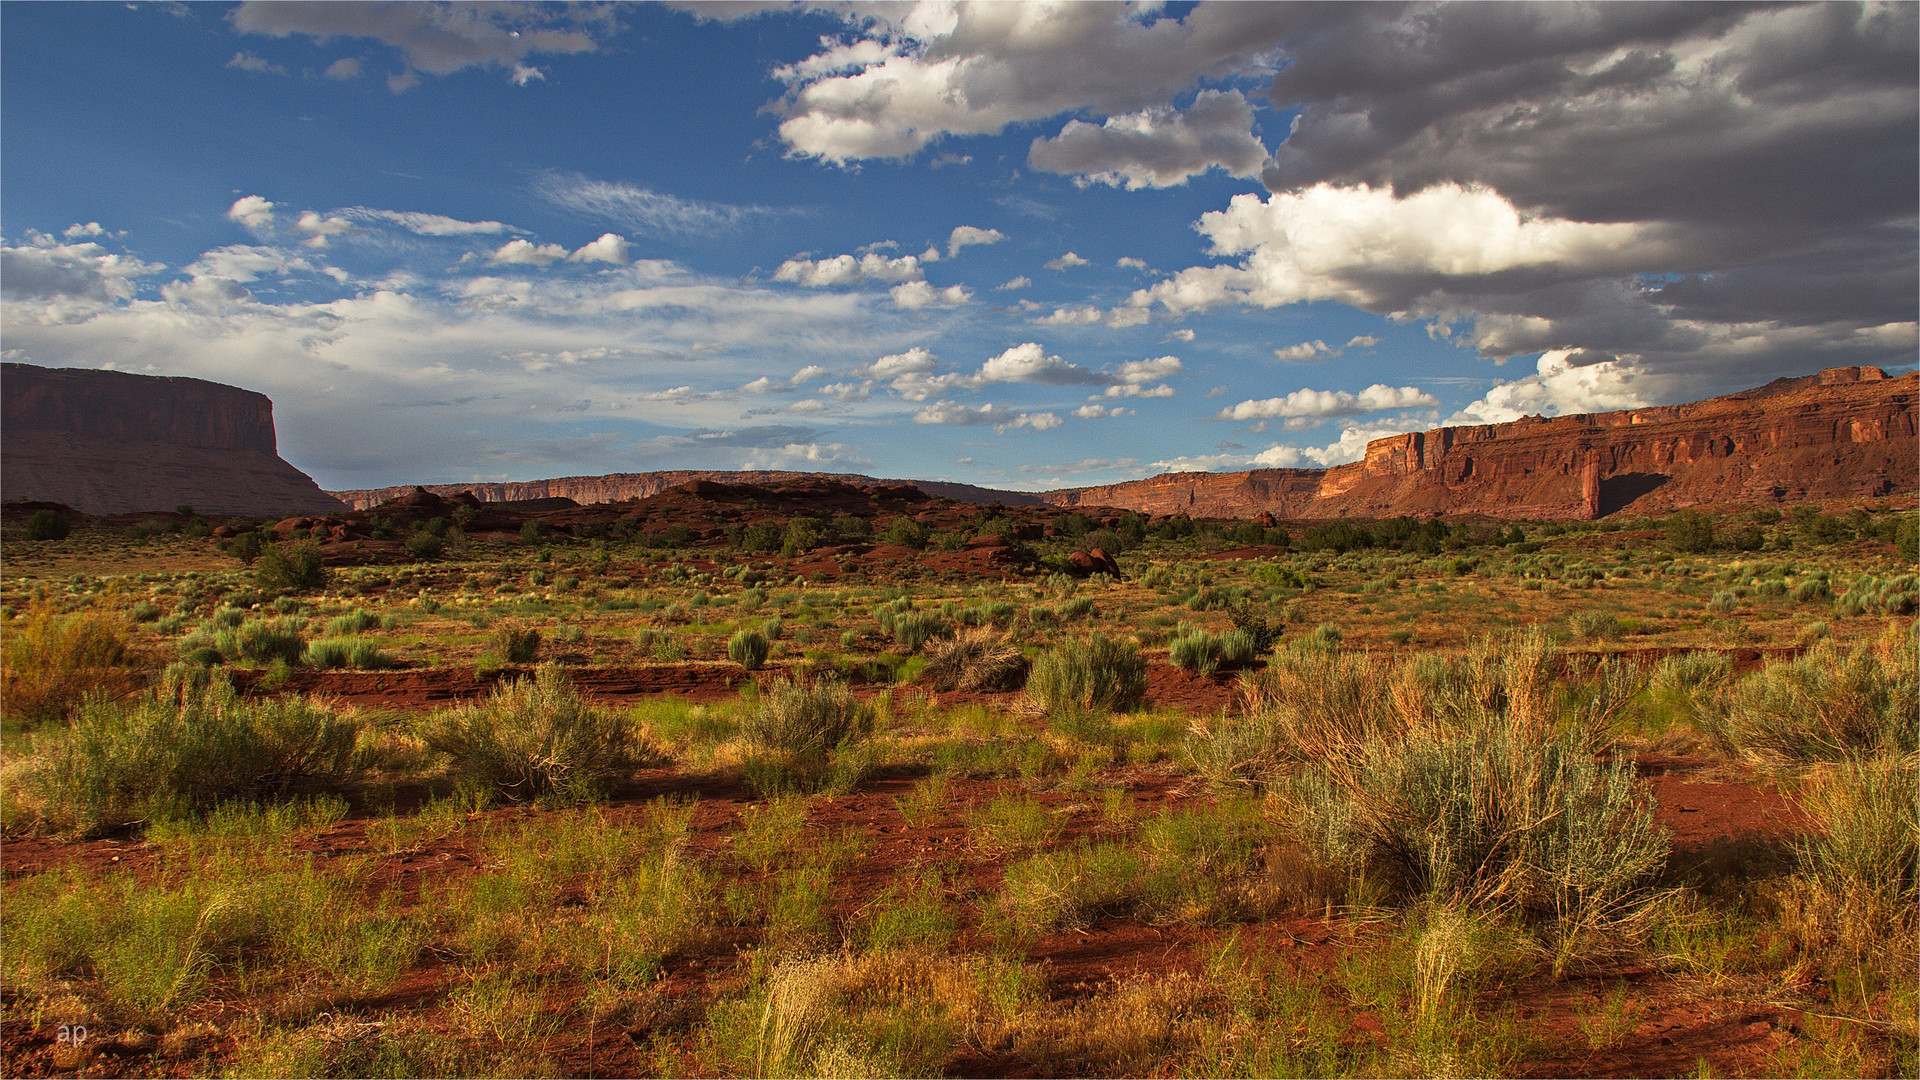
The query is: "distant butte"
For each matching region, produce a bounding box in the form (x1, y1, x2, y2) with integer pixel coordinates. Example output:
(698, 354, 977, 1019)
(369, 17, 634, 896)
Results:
(332, 366, 1915, 522)
(2, 363, 345, 516)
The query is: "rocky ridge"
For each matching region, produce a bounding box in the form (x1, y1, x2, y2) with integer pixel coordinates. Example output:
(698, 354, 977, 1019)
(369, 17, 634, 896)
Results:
(1043, 367, 1916, 520)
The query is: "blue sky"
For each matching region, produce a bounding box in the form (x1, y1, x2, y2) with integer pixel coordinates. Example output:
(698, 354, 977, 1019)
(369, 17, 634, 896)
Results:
(4, 2, 1913, 492)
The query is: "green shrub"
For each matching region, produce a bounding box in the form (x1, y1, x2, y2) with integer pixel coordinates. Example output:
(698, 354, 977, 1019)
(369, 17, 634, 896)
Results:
(1026, 634, 1148, 716)
(1303, 622, 1343, 652)
(19, 676, 366, 835)
(728, 628, 770, 670)
(781, 518, 822, 557)
(326, 610, 379, 636)
(1570, 611, 1625, 642)
(890, 610, 948, 653)
(417, 664, 651, 804)
(1666, 510, 1714, 554)
(1169, 631, 1221, 676)
(739, 677, 874, 770)
(214, 618, 306, 666)
(1701, 631, 1917, 769)
(254, 540, 330, 593)
(403, 530, 444, 560)
(302, 637, 393, 670)
(1285, 723, 1669, 970)
(493, 620, 542, 663)
(1783, 756, 1919, 968)
(880, 517, 929, 548)
(23, 509, 69, 541)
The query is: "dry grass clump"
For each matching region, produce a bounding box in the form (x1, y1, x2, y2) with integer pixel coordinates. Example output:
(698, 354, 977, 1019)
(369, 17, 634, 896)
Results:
(16, 675, 367, 836)
(1777, 754, 1919, 975)
(418, 663, 658, 804)
(1, 604, 139, 726)
(923, 627, 1028, 692)
(1699, 625, 1917, 769)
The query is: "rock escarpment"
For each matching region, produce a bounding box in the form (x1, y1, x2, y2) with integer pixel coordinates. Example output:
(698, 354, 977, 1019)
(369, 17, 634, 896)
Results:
(1044, 367, 1916, 520)
(1, 363, 344, 516)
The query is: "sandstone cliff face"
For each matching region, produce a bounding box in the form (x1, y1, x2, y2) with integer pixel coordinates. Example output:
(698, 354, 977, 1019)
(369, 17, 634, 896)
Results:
(330, 471, 1047, 511)
(2, 364, 345, 516)
(1045, 367, 1916, 520)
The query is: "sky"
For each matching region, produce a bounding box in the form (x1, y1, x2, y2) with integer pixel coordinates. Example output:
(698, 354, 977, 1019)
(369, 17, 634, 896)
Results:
(2, 1, 1914, 493)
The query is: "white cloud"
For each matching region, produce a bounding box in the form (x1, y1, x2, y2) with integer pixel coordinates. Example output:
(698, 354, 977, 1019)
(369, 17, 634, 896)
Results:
(568, 233, 630, 264)
(295, 211, 353, 248)
(978, 342, 1105, 386)
(1115, 355, 1182, 385)
(63, 222, 106, 239)
(228, 195, 276, 230)
(509, 63, 545, 86)
(1029, 88, 1267, 189)
(1448, 351, 1655, 425)
(865, 347, 938, 380)
(889, 280, 970, 309)
(1168, 328, 1195, 342)
(231, 1, 607, 80)
(790, 364, 828, 384)
(489, 238, 569, 266)
(1044, 251, 1089, 271)
(947, 225, 1005, 258)
(1132, 183, 1662, 315)
(1034, 305, 1103, 326)
(0, 241, 164, 303)
(767, 3, 1297, 163)
(531, 172, 771, 236)
(183, 245, 312, 283)
(341, 208, 517, 236)
(996, 276, 1030, 291)
(775, 251, 924, 287)
(911, 400, 1058, 433)
(1219, 384, 1438, 421)
(226, 51, 287, 75)
(1154, 417, 1430, 473)
(1116, 256, 1148, 270)
(324, 57, 362, 79)
(1073, 403, 1133, 419)
(1273, 339, 1334, 361)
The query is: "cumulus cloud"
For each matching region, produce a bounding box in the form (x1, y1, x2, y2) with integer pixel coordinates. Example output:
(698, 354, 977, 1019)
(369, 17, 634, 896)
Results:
(568, 233, 630, 264)
(63, 222, 107, 239)
(1116, 256, 1148, 270)
(230, 1, 609, 83)
(324, 56, 362, 79)
(0, 240, 163, 303)
(1030, 88, 1267, 189)
(182, 245, 313, 283)
(996, 276, 1030, 291)
(947, 225, 1004, 257)
(889, 280, 970, 309)
(531, 172, 772, 236)
(912, 401, 1058, 433)
(489, 238, 568, 266)
(226, 51, 287, 75)
(1345, 335, 1379, 349)
(1044, 251, 1089, 271)
(1073, 403, 1133, 419)
(1448, 351, 1658, 425)
(294, 210, 353, 248)
(228, 195, 276, 230)
(978, 342, 1107, 386)
(1273, 340, 1334, 361)
(509, 63, 545, 86)
(776, 251, 924, 287)
(1033, 305, 1102, 326)
(1218, 384, 1438, 421)
(766, 3, 1309, 163)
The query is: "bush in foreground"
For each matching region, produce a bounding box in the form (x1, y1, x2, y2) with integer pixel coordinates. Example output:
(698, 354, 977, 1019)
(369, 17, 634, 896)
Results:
(1026, 635, 1147, 717)
(1701, 628, 1917, 769)
(728, 628, 770, 671)
(254, 540, 330, 593)
(19, 675, 367, 835)
(419, 664, 651, 805)
(740, 677, 874, 766)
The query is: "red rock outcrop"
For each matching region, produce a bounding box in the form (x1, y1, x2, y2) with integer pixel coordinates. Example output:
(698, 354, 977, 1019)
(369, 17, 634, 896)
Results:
(1044, 367, 1916, 520)
(1, 363, 345, 516)
(330, 471, 1047, 511)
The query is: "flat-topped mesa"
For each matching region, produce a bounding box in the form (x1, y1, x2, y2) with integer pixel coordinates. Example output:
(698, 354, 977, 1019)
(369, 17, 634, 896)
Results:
(1, 363, 344, 516)
(1044, 367, 1916, 521)
(330, 471, 1047, 511)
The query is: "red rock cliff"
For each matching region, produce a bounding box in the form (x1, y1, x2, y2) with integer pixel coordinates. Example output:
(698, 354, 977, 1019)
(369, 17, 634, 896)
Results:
(330, 472, 1047, 511)
(2, 363, 345, 516)
(1045, 367, 1916, 520)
